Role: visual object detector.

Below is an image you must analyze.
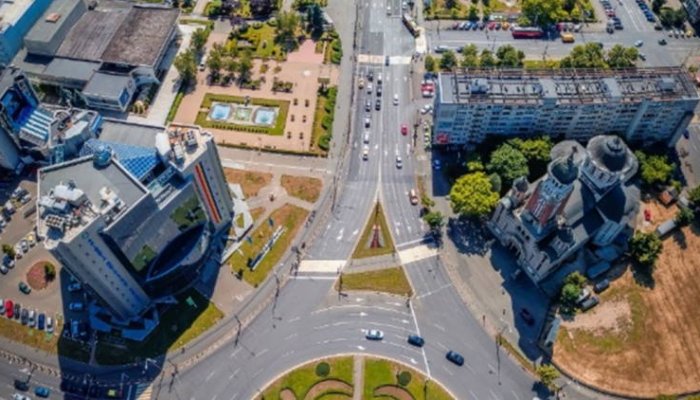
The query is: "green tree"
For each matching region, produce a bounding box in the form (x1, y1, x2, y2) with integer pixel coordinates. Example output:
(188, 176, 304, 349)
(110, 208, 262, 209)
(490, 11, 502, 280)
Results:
(606, 44, 639, 68)
(560, 283, 582, 306)
(206, 47, 223, 78)
(424, 55, 436, 72)
(564, 271, 586, 287)
(659, 7, 686, 27)
(652, 0, 666, 13)
(629, 231, 663, 271)
(487, 143, 529, 187)
(2, 243, 15, 259)
(536, 364, 560, 391)
(449, 172, 500, 218)
(237, 53, 253, 83)
(468, 5, 479, 21)
(44, 262, 56, 281)
(250, 0, 276, 17)
(496, 45, 525, 67)
(635, 151, 674, 187)
(508, 136, 552, 176)
(307, 3, 325, 39)
(439, 50, 458, 70)
(191, 28, 209, 54)
(675, 207, 694, 227)
(445, 0, 458, 9)
(423, 211, 445, 232)
(559, 43, 607, 68)
(174, 48, 197, 85)
(521, 0, 564, 27)
(479, 49, 496, 67)
(276, 11, 300, 51)
(687, 185, 700, 208)
(461, 44, 480, 67)
(488, 173, 502, 193)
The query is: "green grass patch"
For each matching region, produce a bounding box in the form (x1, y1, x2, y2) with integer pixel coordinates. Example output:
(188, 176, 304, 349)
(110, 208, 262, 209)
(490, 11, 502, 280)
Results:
(352, 203, 395, 259)
(424, 0, 469, 19)
(236, 23, 285, 60)
(132, 245, 157, 272)
(0, 317, 89, 362)
(94, 289, 223, 365)
(166, 86, 186, 124)
(311, 86, 337, 155)
(196, 93, 289, 136)
(364, 357, 454, 400)
(179, 18, 215, 30)
(260, 356, 353, 399)
(337, 267, 413, 297)
(229, 203, 309, 287)
(524, 59, 561, 69)
(170, 196, 207, 230)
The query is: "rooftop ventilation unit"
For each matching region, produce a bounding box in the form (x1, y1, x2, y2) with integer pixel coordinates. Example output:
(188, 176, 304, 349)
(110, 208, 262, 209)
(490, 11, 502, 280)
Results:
(45, 13, 61, 23)
(93, 145, 112, 168)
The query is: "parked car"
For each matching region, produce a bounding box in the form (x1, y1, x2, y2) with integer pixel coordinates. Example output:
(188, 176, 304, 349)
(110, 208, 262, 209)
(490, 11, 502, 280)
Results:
(5, 299, 13, 318)
(18, 281, 31, 294)
(19, 239, 28, 253)
(519, 308, 535, 326)
(13, 380, 29, 391)
(446, 350, 464, 366)
(21, 310, 28, 326)
(576, 287, 591, 304)
(366, 329, 384, 340)
(594, 279, 610, 293)
(580, 295, 600, 311)
(658, 38, 667, 45)
(634, 40, 644, 47)
(14, 303, 21, 319)
(4, 255, 15, 268)
(46, 317, 54, 333)
(421, 104, 433, 114)
(12, 393, 31, 400)
(34, 386, 51, 398)
(28, 309, 35, 327)
(0, 264, 8, 275)
(67, 282, 82, 292)
(407, 334, 425, 347)
(0, 298, 4, 315)
(38, 313, 45, 330)
(69, 302, 84, 312)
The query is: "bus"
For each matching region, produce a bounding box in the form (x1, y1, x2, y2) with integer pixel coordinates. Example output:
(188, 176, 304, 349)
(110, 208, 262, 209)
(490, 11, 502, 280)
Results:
(402, 13, 419, 37)
(561, 32, 575, 43)
(511, 27, 544, 39)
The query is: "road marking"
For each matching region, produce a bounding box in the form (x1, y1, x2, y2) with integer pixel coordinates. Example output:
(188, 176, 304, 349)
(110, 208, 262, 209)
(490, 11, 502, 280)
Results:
(410, 358, 417, 365)
(288, 317, 300, 323)
(415, 283, 453, 300)
(434, 323, 446, 332)
(470, 390, 479, 400)
(357, 345, 365, 350)
(298, 260, 345, 273)
(436, 341, 448, 351)
(336, 228, 344, 241)
(291, 275, 338, 280)
(285, 333, 298, 341)
(205, 371, 216, 382)
(229, 349, 240, 358)
(257, 348, 268, 357)
(352, 229, 359, 236)
(398, 244, 438, 265)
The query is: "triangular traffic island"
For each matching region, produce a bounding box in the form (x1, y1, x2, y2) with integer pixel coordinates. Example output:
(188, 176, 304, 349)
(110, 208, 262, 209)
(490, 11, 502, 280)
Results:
(352, 202, 395, 259)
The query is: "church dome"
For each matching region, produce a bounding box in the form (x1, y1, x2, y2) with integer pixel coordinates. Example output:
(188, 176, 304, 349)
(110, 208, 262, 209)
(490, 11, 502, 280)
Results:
(587, 135, 629, 172)
(549, 153, 578, 185)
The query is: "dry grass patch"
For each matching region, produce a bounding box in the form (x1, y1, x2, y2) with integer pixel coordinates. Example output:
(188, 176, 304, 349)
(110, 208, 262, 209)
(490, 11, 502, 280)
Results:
(554, 223, 700, 397)
(224, 168, 273, 199)
(336, 267, 413, 297)
(250, 206, 266, 223)
(281, 174, 323, 203)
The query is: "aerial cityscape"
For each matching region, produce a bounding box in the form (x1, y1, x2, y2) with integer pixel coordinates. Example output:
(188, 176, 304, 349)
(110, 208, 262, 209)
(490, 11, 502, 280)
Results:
(0, 0, 700, 398)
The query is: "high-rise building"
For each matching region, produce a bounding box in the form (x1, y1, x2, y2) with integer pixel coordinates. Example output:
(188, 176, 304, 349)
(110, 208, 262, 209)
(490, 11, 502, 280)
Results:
(488, 136, 640, 284)
(0, 0, 52, 64)
(37, 122, 233, 340)
(434, 68, 699, 147)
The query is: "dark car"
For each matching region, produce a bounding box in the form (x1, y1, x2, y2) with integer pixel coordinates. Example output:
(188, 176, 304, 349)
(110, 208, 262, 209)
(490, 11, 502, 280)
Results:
(519, 308, 535, 326)
(18, 281, 31, 294)
(365, 100, 371, 112)
(35, 386, 50, 398)
(367, 71, 374, 81)
(20, 308, 28, 325)
(376, 85, 382, 97)
(14, 303, 21, 319)
(14, 379, 29, 391)
(594, 279, 610, 293)
(580, 295, 600, 311)
(407, 334, 425, 347)
(375, 99, 381, 110)
(38, 313, 45, 330)
(446, 351, 464, 366)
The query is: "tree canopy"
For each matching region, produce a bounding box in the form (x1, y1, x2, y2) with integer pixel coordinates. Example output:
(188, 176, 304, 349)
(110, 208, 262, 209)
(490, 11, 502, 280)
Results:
(449, 172, 500, 218)
(536, 364, 560, 391)
(250, 0, 276, 17)
(635, 151, 675, 187)
(675, 207, 694, 226)
(659, 7, 686, 28)
(191, 28, 209, 54)
(508, 136, 552, 177)
(174, 48, 197, 85)
(461, 44, 480, 68)
(479, 49, 496, 67)
(629, 231, 663, 271)
(440, 50, 458, 70)
(276, 11, 301, 51)
(487, 143, 529, 187)
(606, 44, 639, 68)
(423, 211, 445, 232)
(306, 4, 325, 39)
(496, 45, 525, 68)
(521, 0, 564, 27)
(688, 185, 700, 208)
(559, 43, 607, 68)
(424, 55, 436, 72)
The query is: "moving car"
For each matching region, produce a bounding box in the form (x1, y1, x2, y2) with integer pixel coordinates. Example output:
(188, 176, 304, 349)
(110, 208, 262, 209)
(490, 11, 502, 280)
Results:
(365, 100, 371, 112)
(634, 40, 644, 47)
(445, 350, 464, 366)
(395, 156, 403, 169)
(519, 308, 535, 326)
(375, 98, 381, 110)
(364, 117, 370, 128)
(18, 281, 31, 295)
(362, 146, 369, 161)
(409, 189, 419, 205)
(407, 334, 425, 347)
(658, 38, 667, 45)
(400, 124, 408, 135)
(366, 329, 384, 340)
(363, 132, 370, 144)
(420, 104, 433, 114)
(393, 94, 399, 105)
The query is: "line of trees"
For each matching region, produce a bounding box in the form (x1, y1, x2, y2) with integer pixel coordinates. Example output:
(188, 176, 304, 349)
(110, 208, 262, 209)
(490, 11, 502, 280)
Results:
(425, 44, 525, 72)
(559, 43, 640, 69)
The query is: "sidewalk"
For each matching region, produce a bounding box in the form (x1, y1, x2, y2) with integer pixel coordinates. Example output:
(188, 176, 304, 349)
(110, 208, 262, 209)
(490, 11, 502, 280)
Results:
(352, 356, 364, 400)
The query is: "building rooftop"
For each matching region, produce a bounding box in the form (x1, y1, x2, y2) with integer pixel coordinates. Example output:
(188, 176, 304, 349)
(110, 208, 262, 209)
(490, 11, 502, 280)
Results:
(100, 6, 179, 67)
(43, 58, 99, 84)
(439, 67, 698, 105)
(38, 154, 148, 246)
(56, 7, 129, 61)
(99, 118, 164, 148)
(24, 0, 85, 48)
(159, 124, 211, 172)
(0, 0, 34, 30)
(82, 71, 132, 99)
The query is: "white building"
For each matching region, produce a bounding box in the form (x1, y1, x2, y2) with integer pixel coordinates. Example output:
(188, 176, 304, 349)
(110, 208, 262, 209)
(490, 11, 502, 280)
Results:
(434, 68, 699, 147)
(488, 135, 640, 284)
(37, 123, 233, 340)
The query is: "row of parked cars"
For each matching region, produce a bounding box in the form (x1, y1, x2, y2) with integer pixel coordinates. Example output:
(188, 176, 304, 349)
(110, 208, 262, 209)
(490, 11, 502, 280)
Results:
(13, 380, 50, 398)
(364, 329, 466, 366)
(602, 0, 624, 32)
(450, 20, 513, 31)
(634, 0, 657, 23)
(1, 298, 55, 332)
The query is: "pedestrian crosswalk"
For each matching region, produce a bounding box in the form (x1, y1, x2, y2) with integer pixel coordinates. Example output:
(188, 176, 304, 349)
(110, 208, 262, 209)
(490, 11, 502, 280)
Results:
(398, 244, 438, 265)
(298, 259, 345, 273)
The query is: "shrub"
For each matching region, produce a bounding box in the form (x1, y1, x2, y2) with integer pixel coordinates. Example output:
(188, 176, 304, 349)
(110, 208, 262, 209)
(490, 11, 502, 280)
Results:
(318, 134, 331, 151)
(44, 262, 56, 281)
(267, 17, 278, 26)
(315, 361, 330, 377)
(321, 115, 333, 129)
(397, 371, 412, 386)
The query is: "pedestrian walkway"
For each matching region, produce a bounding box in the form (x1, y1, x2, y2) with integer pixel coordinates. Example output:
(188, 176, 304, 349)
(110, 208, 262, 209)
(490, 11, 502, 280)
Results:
(398, 244, 437, 265)
(298, 259, 345, 273)
(352, 356, 364, 400)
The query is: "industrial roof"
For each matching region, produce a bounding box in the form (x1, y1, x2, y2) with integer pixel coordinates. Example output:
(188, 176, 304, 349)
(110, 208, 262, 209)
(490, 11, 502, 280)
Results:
(56, 7, 129, 61)
(82, 72, 131, 99)
(99, 119, 164, 148)
(24, 0, 84, 45)
(43, 58, 99, 83)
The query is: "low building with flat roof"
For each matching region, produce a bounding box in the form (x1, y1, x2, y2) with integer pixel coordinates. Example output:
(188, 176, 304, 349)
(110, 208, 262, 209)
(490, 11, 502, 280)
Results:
(434, 67, 699, 147)
(0, 0, 52, 64)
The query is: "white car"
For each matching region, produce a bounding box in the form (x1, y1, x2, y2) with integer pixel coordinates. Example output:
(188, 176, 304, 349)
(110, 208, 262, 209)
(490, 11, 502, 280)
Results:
(393, 94, 399, 105)
(634, 40, 643, 47)
(46, 317, 54, 334)
(366, 329, 384, 340)
(363, 132, 370, 144)
(421, 104, 433, 114)
(362, 146, 369, 161)
(396, 156, 403, 169)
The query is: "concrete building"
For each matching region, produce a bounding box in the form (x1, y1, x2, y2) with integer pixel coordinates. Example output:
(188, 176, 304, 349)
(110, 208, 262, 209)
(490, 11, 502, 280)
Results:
(37, 123, 233, 340)
(0, 0, 52, 65)
(683, 0, 700, 24)
(17, 0, 179, 112)
(0, 65, 37, 170)
(488, 135, 640, 284)
(434, 68, 699, 147)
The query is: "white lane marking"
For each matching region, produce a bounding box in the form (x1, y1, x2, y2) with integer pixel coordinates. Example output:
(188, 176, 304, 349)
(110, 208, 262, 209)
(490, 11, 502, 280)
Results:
(434, 323, 446, 332)
(288, 317, 300, 323)
(291, 275, 338, 280)
(257, 348, 268, 357)
(357, 345, 365, 350)
(408, 299, 431, 378)
(352, 229, 359, 236)
(410, 358, 417, 365)
(285, 333, 298, 341)
(205, 371, 216, 382)
(336, 228, 344, 241)
(415, 283, 453, 300)
(229, 349, 241, 358)
(470, 390, 479, 400)
(436, 341, 448, 351)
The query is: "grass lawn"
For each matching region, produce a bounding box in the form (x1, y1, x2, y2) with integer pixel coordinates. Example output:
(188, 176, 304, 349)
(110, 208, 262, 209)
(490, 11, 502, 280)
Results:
(363, 358, 453, 400)
(352, 203, 395, 259)
(424, 0, 469, 19)
(229, 203, 309, 287)
(166, 86, 186, 123)
(0, 318, 89, 362)
(237, 23, 285, 60)
(179, 19, 215, 30)
(524, 59, 561, 69)
(196, 93, 290, 136)
(95, 289, 223, 365)
(337, 267, 413, 297)
(259, 356, 353, 399)
(281, 174, 323, 203)
(224, 168, 273, 199)
(310, 86, 337, 155)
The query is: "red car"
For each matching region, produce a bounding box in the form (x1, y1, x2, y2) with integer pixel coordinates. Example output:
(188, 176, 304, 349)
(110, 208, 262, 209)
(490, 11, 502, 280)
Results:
(401, 124, 408, 135)
(5, 299, 13, 318)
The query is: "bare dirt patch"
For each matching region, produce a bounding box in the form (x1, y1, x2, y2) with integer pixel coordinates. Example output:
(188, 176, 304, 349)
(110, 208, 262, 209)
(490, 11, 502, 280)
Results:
(303, 379, 353, 400)
(636, 200, 678, 233)
(554, 221, 700, 397)
(26, 261, 54, 290)
(281, 174, 323, 203)
(224, 168, 273, 199)
(563, 300, 631, 334)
